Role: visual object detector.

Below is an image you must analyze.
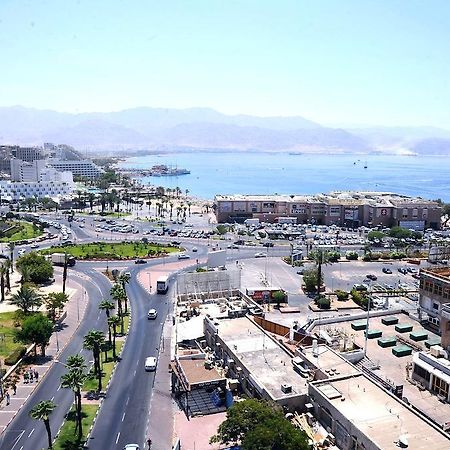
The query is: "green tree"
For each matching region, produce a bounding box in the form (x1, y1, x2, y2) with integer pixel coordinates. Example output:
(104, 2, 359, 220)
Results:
(310, 249, 330, 296)
(108, 316, 121, 360)
(15, 313, 53, 356)
(272, 290, 286, 309)
(367, 230, 385, 241)
(29, 400, 56, 449)
(61, 360, 86, 441)
(45, 292, 69, 322)
(10, 285, 42, 314)
(389, 226, 414, 240)
(0, 263, 6, 303)
(99, 300, 115, 344)
(83, 330, 105, 392)
(216, 225, 228, 235)
(7, 242, 15, 272)
(302, 268, 320, 293)
(210, 399, 308, 450)
(16, 252, 54, 284)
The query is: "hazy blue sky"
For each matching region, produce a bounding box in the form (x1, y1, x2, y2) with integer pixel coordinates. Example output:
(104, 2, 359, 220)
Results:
(1, 0, 449, 127)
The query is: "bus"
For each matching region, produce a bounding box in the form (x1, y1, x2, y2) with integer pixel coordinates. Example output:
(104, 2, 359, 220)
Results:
(156, 275, 169, 294)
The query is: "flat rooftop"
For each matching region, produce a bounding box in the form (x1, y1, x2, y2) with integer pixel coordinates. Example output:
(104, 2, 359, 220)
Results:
(421, 267, 450, 280)
(310, 313, 450, 425)
(311, 374, 450, 449)
(178, 358, 224, 386)
(213, 316, 307, 400)
(301, 345, 360, 379)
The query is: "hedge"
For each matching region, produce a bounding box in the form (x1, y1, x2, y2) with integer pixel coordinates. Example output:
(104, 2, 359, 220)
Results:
(5, 346, 27, 366)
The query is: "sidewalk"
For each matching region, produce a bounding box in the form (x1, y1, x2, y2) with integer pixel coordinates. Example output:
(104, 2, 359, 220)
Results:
(0, 275, 89, 435)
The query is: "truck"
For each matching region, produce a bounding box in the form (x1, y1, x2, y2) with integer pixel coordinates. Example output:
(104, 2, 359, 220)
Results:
(50, 253, 76, 267)
(156, 275, 169, 294)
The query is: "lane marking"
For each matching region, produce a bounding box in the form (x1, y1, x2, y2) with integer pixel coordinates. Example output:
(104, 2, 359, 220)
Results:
(10, 430, 24, 450)
(57, 384, 61, 391)
(115, 432, 120, 444)
(28, 428, 35, 438)
(51, 396, 55, 401)
(121, 412, 126, 422)
(125, 396, 130, 406)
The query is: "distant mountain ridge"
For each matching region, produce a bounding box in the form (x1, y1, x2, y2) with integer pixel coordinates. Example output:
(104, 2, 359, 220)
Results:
(0, 105, 449, 154)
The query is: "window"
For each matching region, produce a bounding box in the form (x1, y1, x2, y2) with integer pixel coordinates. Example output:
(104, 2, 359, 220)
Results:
(432, 376, 449, 398)
(413, 364, 430, 381)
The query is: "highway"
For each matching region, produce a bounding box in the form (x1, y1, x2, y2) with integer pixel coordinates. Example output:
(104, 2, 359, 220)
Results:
(0, 268, 112, 450)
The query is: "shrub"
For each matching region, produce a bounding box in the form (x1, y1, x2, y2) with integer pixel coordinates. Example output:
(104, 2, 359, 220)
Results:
(328, 251, 340, 262)
(316, 296, 331, 310)
(335, 289, 349, 301)
(370, 253, 381, 260)
(362, 255, 371, 262)
(345, 251, 359, 260)
(351, 289, 369, 310)
(303, 269, 319, 292)
(16, 252, 53, 284)
(5, 346, 27, 366)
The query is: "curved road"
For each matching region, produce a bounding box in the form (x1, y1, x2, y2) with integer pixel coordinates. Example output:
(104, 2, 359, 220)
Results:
(0, 268, 112, 450)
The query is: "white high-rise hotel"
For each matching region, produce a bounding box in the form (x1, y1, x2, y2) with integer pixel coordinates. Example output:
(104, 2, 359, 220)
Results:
(0, 159, 75, 201)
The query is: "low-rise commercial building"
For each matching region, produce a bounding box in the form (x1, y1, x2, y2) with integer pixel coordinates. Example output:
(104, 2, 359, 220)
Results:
(419, 268, 450, 328)
(214, 191, 441, 230)
(309, 373, 450, 449)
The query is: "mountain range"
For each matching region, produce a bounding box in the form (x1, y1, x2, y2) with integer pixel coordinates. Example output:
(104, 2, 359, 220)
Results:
(0, 105, 449, 155)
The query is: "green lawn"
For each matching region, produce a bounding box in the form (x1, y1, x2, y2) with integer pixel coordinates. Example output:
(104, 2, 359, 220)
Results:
(53, 404, 98, 450)
(0, 220, 43, 243)
(0, 311, 23, 359)
(83, 341, 124, 392)
(40, 241, 180, 260)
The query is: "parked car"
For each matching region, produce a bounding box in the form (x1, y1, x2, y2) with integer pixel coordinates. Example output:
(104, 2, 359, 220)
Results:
(382, 267, 392, 274)
(398, 267, 408, 274)
(366, 274, 377, 281)
(263, 242, 274, 247)
(134, 259, 147, 264)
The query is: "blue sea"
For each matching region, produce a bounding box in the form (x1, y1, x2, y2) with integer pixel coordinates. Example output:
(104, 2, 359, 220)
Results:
(119, 152, 450, 201)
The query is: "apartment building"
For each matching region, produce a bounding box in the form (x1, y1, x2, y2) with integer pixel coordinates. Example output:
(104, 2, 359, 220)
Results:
(215, 191, 441, 230)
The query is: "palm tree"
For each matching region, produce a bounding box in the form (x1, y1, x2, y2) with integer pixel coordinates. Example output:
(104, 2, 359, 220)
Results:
(83, 330, 105, 392)
(310, 249, 331, 297)
(0, 264, 6, 303)
(108, 316, 121, 360)
(29, 400, 57, 449)
(118, 274, 130, 312)
(7, 242, 15, 272)
(10, 285, 42, 314)
(110, 283, 126, 332)
(19, 264, 32, 286)
(99, 300, 115, 344)
(61, 367, 85, 441)
(4, 258, 11, 291)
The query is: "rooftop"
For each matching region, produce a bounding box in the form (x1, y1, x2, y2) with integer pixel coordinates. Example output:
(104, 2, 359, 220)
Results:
(211, 316, 307, 400)
(177, 357, 224, 386)
(311, 374, 450, 449)
(300, 344, 360, 379)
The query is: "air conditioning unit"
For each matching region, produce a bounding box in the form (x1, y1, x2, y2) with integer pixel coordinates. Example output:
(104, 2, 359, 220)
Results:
(430, 345, 442, 358)
(281, 383, 292, 394)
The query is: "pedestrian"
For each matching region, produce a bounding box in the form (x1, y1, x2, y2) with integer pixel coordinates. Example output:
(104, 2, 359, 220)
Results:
(34, 370, 39, 381)
(5, 392, 10, 406)
(147, 438, 152, 449)
(24, 372, 29, 384)
(12, 384, 16, 395)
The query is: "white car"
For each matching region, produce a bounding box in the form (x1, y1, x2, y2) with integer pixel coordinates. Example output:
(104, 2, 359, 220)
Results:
(254, 252, 267, 258)
(18, 249, 26, 256)
(123, 445, 140, 450)
(192, 247, 198, 252)
(145, 356, 157, 371)
(147, 309, 157, 320)
(30, 243, 39, 249)
(178, 254, 190, 260)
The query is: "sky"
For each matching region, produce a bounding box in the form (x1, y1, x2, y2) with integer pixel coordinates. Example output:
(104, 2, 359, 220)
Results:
(0, 0, 449, 128)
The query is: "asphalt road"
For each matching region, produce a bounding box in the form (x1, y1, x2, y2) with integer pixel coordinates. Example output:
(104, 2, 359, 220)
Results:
(0, 267, 112, 450)
(87, 263, 173, 449)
